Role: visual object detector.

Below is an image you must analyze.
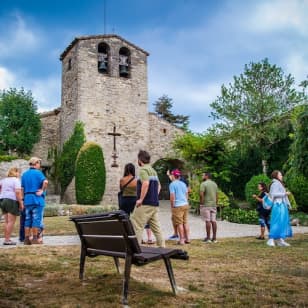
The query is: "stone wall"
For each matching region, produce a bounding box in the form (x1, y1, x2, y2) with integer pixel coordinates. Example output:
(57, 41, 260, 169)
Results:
(0, 159, 29, 179)
(148, 113, 185, 163)
(32, 108, 61, 164)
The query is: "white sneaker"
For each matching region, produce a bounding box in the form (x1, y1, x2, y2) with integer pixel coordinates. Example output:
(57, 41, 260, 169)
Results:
(266, 239, 275, 247)
(277, 239, 290, 247)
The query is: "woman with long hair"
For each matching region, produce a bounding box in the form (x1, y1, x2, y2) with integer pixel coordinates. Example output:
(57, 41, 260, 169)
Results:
(0, 167, 24, 245)
(253, 182, 270, 240)
(267, 170, 292, 247)
(119, 163, 137, 216)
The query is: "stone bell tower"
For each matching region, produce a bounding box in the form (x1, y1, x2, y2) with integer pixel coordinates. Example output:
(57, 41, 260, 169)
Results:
(59, 35, 150, 204)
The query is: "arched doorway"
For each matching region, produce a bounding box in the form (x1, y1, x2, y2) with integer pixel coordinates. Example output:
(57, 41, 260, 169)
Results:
(152, 158, 186, 200)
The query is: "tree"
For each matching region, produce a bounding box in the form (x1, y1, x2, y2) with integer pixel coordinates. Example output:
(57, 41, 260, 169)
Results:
(58, 121, 86, 196)
(153, 95, 189, 130)
(75, 141, 106, 205)
(0, 88, 41, 155)
(173, 131, 231, 185)
(285, 105, 308, 211)
(210, 58, 306, 173)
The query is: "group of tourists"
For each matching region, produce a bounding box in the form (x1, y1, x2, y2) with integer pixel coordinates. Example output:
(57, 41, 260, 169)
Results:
(0, 150, 292, 248)
(119, 150, 219, 246)
(119, 150, 293, 248)
(0, 157, 48, 245)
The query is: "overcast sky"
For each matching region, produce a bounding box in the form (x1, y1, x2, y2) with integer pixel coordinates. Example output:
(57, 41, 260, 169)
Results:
(0, 0, 307, 132)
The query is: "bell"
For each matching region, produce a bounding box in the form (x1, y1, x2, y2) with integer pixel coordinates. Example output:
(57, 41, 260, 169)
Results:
(98, 61, 107, 72)
(119, 65, 129, 77)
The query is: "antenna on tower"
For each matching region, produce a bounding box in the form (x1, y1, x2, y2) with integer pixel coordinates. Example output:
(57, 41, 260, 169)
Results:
(103, 0, 107, 34)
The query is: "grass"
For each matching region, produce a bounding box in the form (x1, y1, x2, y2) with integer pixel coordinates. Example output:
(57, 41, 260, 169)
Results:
(0, 215, 307, 307)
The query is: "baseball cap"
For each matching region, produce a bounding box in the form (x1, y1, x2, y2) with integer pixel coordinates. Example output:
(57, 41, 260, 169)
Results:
(29, 157, 42, 165)
(171, 169, 181, 177)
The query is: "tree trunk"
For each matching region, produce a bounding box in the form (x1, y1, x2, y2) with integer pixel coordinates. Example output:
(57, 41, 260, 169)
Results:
(262, 159, 267, 175)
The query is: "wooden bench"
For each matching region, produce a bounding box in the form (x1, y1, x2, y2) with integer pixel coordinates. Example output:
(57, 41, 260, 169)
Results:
(70, 210, 189, 305)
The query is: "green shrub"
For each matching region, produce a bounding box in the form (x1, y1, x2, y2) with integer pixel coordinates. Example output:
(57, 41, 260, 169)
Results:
(0, 155, 19, 162)
(245, 174, 271, 206)
(44, 205, 61, 217)
(59, 121, 86, 196)
(222, 207, 259, 224)
(75, 141, 106, 205)
(218, 190, 230, 208)
(43, 204, 116, 216)
(285, 171, 307, 211)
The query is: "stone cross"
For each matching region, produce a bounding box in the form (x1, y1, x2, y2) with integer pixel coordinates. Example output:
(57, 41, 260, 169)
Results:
(108, 124, 121, 167)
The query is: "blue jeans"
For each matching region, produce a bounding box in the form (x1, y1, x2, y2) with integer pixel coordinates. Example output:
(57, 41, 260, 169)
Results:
(25, 204, 44, 228)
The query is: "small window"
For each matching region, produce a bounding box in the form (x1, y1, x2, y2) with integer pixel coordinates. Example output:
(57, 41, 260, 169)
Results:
(119, 47, 130, 78)
(162, 128, 167, 135)
(67, 58, 72, 71)
(98, 42, 110, 74)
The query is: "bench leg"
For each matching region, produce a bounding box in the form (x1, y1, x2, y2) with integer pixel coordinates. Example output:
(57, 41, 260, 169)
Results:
(79, 248, 86, 279)
(122, 254, 132, 305)
(113, 257, 121, 274)
(163, 257, 178, 295)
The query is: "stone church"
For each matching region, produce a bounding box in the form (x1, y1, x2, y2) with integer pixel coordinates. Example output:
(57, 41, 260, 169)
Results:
(33, 34, 184, 205)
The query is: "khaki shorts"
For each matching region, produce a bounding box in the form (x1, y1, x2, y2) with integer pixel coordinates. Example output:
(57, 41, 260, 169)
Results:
(200, 206, 217, 222)
(172, 204, 189, 226)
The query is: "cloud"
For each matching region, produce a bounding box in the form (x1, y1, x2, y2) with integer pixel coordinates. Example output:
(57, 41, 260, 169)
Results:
(248, 0, 308, 35)
(31, 76, 61, 111)
(0, 12, 41, 58)
(0, 64, 60, 110)
(0, 66, 16, 89)
(284, 53, 308, 83)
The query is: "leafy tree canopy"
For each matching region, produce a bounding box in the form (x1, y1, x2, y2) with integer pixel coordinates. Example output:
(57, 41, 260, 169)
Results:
(173, 131, 231, 184)
(210, 58, 306, 160)
(0, 88, 41, 156)
(153, 95, 189, 130)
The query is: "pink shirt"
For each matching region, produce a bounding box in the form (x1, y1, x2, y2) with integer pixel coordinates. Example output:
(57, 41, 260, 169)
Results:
(0, 177, 21, 201)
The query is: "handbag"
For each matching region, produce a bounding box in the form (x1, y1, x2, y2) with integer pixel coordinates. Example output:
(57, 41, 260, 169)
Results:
(118, 176, 135, 208)
(262, 194, 273, 209)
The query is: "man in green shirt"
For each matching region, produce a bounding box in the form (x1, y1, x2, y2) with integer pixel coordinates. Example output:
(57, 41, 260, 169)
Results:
(199, 172, 218, 243)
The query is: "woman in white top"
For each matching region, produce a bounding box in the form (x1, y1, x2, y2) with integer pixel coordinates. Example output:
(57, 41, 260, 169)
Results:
(266, 170, 292, 247)
(0, 167, 24, 245)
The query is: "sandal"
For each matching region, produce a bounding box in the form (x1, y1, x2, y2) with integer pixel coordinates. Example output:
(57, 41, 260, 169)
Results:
(256, 236, 265, 240)
(3, 240, 16, 245)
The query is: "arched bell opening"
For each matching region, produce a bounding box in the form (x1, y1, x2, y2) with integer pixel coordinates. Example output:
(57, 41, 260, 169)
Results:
(119, 47, 130, 78)
(152, 158, 187, 200)
(97, 42, 110, 74)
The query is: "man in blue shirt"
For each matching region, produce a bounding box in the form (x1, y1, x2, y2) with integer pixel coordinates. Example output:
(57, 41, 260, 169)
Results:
(21, 157, 48, 245)
(169, 169, 190, 245)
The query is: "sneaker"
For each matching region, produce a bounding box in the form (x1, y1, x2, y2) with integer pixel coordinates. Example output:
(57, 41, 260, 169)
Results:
(266, 239, 275, 247)
(211, 239, 218, 243)
(3, 240, 16, 245)
(277, 239, 290, 247)
(256, 236, 265, 240)
(203, 238, 212, 243)
(168, 234, 179, 240)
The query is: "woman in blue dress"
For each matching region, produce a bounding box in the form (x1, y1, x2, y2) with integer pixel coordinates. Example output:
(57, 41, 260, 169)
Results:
(266, 170, 292, 247)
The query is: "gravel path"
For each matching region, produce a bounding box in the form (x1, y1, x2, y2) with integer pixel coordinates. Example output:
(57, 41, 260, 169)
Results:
(1, 201, 308, 248)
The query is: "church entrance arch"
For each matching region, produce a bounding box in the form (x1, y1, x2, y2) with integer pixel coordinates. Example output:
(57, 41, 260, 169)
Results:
(152, 158, 186, 200)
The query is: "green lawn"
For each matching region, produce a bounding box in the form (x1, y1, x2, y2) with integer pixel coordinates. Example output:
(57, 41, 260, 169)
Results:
(0, 227, 307, 307)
